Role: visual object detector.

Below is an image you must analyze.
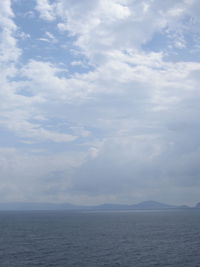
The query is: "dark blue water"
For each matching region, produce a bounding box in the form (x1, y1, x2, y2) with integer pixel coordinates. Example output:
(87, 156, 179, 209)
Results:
(0, 210, 200, 266)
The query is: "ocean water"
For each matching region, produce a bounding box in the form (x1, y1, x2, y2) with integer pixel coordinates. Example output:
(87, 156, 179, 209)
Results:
(0, 210, 200, 267)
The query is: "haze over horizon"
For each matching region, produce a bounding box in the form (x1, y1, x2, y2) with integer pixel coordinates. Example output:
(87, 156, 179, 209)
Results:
(0, 0, 200, 206)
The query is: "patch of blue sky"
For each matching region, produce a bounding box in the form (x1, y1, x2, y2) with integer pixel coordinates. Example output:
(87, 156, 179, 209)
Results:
(142, 31, 170, 54)
(0, 123, 91, 153)
(13, 0, 42, 36)
(167, 34, 200, 62)
(23, 136, 96, 154)
(13, 0, 93, 75)
(0, 120, 100, 154)
(0, 127, 31, 149)
(34, 116, 103, 138)
(143, 20, 200, 63)
(15, 87, 35, 97)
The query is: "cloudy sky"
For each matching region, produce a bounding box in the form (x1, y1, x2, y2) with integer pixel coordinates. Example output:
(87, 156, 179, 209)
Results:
(0, 0, 200, 205)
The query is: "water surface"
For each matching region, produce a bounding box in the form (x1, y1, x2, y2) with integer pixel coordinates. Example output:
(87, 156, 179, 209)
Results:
(0, 210, 200, 266)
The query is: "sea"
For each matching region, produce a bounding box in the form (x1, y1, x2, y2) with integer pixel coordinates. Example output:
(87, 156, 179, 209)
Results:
(0, 210, 200, 266)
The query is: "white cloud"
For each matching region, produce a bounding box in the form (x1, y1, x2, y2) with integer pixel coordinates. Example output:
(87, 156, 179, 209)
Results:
(0, 0, 200, 204)
(0, 147, 86, 202)
(0, 0, 77, 145)
(35, 0, 56, 21)
(0, 0, 21, 63)
(52, 0, 199, 61)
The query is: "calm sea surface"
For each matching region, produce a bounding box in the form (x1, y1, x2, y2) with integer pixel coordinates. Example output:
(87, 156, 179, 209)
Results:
(0, 210, 199, 266)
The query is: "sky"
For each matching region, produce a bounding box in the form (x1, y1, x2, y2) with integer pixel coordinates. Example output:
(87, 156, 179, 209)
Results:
(0, 0, 200, 206)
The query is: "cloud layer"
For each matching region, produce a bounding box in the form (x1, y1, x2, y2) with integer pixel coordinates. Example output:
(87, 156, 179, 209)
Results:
(0, 0, 200, 205)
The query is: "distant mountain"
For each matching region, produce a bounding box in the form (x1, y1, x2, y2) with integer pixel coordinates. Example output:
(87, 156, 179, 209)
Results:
(130, 201, 177, 210)
(93, 203, 132, 210)
(195, 202, 200, 208)
(95, 201, 177, 210)
(0, 201, 199, 211)
(177, 205, 190, 209)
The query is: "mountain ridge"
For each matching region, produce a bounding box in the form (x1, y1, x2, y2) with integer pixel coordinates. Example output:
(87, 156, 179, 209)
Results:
(0, 200, 198, 211)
